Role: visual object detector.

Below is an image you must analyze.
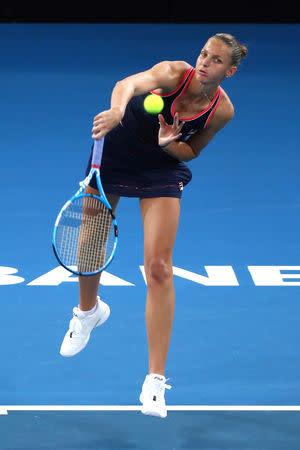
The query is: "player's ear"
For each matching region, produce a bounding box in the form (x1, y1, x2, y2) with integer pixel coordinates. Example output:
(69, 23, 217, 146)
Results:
(225, 66, 237, 78)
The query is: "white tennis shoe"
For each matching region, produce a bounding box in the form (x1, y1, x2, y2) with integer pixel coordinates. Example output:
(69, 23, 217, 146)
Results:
(140, 373, 172, 418)
(60, 297, 110, 357)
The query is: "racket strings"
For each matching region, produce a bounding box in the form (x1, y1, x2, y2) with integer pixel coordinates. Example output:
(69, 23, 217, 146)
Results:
(56, 196, 115, 274)
(78, 197, 112, 272)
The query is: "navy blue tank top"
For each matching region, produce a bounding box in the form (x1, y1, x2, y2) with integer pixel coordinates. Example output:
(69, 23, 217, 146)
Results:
(121, 66, 222, 147)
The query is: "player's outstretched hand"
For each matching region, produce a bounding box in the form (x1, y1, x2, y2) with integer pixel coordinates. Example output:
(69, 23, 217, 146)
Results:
(158, 113, 185, 147)
(92, 108, 123, 139)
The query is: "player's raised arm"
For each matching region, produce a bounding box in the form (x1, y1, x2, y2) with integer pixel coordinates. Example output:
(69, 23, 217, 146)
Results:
(92, 61, 189, 139)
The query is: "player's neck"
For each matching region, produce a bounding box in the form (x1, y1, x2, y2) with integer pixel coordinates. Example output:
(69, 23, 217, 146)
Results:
(186, 77, 219, 103)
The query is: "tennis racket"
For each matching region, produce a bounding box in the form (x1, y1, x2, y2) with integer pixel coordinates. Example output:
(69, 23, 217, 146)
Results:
(52, 138, 118, 276)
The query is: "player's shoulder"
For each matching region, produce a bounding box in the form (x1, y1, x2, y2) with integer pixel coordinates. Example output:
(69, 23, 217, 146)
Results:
(217, 87, 235, 122)
(157, 60, 191, 68)
(151, 60, 193, 92)
(168, 60, 193, 76)
(167, 60, 192, 70)
(206, 87, 234, 132)
(154, 60, 192, 76)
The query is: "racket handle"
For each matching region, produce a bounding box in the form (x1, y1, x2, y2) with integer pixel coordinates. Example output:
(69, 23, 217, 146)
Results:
(92, 138, 104, 167)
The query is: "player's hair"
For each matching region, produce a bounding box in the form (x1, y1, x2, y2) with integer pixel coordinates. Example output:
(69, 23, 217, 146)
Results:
(211, 33, 248, 66)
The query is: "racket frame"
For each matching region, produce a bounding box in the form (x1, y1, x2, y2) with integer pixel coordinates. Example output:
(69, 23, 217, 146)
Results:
(52, 139, 118, 276)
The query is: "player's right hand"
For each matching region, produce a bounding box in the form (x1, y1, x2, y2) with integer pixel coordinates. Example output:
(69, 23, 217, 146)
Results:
(92, 107, 123, 139)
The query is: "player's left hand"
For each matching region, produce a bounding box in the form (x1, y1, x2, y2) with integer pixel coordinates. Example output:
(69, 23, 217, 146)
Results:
(158, 113, 185, 147)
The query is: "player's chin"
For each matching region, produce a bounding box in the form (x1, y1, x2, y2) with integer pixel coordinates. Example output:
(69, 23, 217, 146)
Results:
(195, 70, 208, 80)
(196, 71, 218, 85)
(196, 75, 211, 85)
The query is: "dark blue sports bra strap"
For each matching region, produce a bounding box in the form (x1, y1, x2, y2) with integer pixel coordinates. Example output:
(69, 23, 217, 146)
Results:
(176, 67, 195, 96)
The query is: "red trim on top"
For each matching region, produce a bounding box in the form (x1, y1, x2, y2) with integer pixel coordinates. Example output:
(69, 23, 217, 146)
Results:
(171, 70, 221, 121)
(204, 88, 223, 128)
(91, 164, 100, 169)
(150, 66, 193, 98)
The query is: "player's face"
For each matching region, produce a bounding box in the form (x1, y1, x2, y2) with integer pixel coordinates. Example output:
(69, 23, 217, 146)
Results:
(195, 38, 237, 84)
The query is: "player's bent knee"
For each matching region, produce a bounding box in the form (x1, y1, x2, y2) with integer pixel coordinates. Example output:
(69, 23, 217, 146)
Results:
(145, 257, 172, 285)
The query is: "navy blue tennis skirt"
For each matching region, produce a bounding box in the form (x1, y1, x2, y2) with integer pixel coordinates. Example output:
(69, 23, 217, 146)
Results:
(85, 124, 192, 199)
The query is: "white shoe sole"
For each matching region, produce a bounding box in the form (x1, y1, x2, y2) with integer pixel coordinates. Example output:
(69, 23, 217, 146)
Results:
(139, 393, 167, 418)
(141, 405, 167, 418)
(60, 331, 92, 357)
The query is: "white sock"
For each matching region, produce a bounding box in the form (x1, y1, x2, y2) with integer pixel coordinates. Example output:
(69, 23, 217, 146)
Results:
(78, 302, 98, 316)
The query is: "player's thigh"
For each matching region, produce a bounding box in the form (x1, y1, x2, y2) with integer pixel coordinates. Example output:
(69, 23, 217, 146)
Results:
(140, 197, 181, 261)
(84, 185, 120, 214)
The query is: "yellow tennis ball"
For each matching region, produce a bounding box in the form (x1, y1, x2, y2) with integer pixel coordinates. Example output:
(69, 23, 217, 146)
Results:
(143, 94, 164, 114)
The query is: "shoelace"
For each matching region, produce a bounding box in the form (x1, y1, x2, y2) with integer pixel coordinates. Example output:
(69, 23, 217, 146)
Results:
(148, 378, 172, 401)
(69, 308, 83, 336)
(162, 379, 172, 391)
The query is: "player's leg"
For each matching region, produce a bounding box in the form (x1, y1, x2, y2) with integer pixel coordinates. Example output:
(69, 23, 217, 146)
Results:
(139, 196, 180, 418)
(60, 185, 120, 357)
(78, 185, 120, 311)
(140, 196, 180, 375)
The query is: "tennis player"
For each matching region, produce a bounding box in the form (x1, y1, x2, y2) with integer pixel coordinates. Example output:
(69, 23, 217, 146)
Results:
(60, 33, 247, 418)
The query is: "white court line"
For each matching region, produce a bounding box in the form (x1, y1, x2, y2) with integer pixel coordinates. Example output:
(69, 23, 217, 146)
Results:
(1, 405, 300, 415)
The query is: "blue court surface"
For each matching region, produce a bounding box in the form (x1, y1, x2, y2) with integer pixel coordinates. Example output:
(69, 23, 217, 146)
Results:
(0, 23, 300, 449)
